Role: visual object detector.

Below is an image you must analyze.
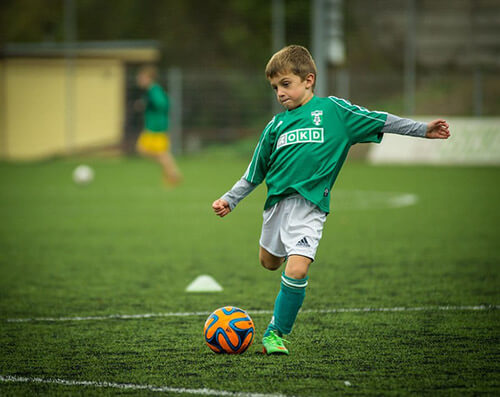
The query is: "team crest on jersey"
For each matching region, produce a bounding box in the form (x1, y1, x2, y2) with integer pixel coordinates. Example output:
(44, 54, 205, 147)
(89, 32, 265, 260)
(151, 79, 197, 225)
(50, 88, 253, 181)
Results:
(311, 110, 323, 126)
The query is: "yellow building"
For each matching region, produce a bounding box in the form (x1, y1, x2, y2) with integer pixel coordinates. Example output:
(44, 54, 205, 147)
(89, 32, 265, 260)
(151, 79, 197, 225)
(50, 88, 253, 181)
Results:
(0, 42, 159, 160)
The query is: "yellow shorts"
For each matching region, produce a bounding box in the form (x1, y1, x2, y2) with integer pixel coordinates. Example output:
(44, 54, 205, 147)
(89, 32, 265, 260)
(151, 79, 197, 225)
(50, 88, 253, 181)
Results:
(136, 131, 170, 155)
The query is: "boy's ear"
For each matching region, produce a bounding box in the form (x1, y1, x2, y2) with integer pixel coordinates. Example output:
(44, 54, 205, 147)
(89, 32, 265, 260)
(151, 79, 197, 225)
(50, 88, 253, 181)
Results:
(305, 73, 315, 89)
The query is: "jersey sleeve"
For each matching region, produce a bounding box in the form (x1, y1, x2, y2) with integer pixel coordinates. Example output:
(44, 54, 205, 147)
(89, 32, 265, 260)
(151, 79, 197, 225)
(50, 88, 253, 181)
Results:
(329, 96, 387, 144)
(244, 117, 276, 185)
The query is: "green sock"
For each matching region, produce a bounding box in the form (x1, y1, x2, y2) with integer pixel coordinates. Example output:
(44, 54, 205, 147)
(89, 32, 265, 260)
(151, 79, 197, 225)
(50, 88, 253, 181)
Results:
(264, 272, 308, 337)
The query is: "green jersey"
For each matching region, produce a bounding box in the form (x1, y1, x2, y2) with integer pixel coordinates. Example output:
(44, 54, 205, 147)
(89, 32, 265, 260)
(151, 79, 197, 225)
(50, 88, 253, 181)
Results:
(244, 96, 387, 213)
(144, 83, 170, 132)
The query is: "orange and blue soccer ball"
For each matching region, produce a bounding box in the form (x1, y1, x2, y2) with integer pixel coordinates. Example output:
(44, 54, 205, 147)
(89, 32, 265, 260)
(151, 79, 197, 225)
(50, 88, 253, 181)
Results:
(204, 306, 255, 354)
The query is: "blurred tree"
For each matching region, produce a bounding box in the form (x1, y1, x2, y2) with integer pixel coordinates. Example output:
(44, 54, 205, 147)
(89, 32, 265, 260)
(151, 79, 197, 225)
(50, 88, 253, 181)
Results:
(0, 0, 312, 69)
(0, 0, 64, 45)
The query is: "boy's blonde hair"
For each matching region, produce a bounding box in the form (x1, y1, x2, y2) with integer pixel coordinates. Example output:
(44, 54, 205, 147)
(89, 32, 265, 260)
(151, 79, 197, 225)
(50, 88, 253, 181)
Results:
(265, 45, 317, 88)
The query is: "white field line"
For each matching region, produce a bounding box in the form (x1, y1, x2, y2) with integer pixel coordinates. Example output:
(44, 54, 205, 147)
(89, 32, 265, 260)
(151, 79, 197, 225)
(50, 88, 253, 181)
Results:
(5, 305, 498, 323)
(0, 375, 288, 397)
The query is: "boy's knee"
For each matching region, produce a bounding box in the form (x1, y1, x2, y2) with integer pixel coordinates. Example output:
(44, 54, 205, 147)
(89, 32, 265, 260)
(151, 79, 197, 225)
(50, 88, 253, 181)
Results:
(285, 267, 308, 279)
(259, 248, 284, 271)
(259, 256, 282, 271)
(284, 256, 312, 279)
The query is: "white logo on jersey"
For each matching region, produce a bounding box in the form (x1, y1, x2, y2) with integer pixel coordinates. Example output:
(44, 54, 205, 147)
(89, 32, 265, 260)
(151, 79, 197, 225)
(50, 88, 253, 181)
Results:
(311, 110, 323, 126)
(276, 128, 324, 149)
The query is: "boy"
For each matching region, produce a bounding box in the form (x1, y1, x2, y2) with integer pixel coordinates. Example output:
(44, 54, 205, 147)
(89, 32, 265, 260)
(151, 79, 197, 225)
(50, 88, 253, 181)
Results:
(212, 45, 450, 355)
(136, 65, 181, 186)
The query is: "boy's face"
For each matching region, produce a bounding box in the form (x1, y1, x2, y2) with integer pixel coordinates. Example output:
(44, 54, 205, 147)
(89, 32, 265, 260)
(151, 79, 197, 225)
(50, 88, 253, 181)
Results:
(136, 71, 152, 89)
(269, 72, 315, 110)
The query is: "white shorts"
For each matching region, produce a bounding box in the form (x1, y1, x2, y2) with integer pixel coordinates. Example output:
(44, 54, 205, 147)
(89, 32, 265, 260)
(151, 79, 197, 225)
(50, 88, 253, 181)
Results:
(259, 194, 327, 261)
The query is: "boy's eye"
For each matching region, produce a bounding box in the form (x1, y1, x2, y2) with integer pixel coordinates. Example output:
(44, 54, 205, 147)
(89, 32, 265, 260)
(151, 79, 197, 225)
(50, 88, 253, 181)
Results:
(271, 85, 277, 91)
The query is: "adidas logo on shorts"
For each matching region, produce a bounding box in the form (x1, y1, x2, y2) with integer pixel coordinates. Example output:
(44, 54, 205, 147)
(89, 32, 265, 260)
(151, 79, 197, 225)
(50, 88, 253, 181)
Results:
(296, 237, 310, 248)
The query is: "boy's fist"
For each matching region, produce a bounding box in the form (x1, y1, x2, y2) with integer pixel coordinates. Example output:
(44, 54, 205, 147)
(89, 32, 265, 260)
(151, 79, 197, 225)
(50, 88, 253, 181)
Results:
(426, 119, 450, 139)
(212, 199, 231, 217)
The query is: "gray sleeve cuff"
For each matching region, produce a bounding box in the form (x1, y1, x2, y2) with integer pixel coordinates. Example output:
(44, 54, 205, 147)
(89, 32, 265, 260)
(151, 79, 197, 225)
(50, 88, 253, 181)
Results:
(382, 113, 427, 138)
(220, 177, 257, 210)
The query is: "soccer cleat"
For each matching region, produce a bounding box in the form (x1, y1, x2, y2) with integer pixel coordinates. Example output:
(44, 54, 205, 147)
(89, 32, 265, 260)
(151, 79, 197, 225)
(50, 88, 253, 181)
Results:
(262, 331, 289, 355)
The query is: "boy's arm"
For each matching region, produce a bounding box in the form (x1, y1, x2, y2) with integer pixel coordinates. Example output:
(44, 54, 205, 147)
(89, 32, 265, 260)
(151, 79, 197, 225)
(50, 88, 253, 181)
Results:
(212, 117, 276, 218)
(221, 178, 256, 209)
(383, 114, 450, 139)
(212, 178, 257, 218)
(328, 97, 450, 143)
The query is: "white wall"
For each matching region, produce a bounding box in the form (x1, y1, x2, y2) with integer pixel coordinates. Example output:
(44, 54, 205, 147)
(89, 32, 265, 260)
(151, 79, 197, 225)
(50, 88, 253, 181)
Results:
(368, 117, 500, 165)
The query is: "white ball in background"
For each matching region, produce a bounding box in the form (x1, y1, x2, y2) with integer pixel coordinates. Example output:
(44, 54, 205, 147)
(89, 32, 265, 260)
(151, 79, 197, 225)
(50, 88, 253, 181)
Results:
(73, 165, 94, 185)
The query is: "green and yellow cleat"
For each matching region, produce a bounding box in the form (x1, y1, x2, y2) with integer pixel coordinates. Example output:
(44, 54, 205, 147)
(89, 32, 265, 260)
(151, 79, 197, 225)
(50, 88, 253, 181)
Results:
(262, 331, 289, 355)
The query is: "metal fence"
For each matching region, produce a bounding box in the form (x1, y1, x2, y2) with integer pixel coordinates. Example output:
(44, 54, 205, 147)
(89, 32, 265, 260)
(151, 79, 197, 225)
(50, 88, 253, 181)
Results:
(124, 67, 274, 154)
(123, 65, 499, 154)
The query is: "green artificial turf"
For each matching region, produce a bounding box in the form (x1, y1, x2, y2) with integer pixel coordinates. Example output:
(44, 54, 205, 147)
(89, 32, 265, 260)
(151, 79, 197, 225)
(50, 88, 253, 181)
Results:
(0, 151, 499, 395)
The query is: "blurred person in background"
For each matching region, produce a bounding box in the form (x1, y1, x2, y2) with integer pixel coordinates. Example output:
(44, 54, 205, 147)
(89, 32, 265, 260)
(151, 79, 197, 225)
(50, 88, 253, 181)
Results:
(135, 65, 182, 186)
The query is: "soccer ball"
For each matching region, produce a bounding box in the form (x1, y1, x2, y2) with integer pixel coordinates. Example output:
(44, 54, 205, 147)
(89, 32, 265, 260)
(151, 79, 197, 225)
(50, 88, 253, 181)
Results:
(73, 165, 94, 185)
(204, 306, 255, 354)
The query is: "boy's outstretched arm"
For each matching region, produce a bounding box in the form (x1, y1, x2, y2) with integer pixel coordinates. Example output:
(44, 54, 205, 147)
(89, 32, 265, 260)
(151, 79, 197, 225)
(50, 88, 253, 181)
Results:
(212, 177, 257, 218)
(382, 114, 450, 139)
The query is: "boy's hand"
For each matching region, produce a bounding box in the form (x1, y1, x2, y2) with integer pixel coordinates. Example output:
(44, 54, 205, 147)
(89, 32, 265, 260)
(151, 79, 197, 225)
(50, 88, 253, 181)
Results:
(426, 119, 450, 139)
(133, 99, 145, 112)
(212, 199, 231, 217)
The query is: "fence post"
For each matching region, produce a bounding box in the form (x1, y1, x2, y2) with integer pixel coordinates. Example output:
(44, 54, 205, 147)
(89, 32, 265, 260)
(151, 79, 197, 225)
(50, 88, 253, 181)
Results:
(272, 0, 286, 114)
(64, 0, 77, 153)
(473, 67, 483, 116)
(167, 67, 183, 155)
(404, 0, 416, 116)
(312, 0, 327, 97)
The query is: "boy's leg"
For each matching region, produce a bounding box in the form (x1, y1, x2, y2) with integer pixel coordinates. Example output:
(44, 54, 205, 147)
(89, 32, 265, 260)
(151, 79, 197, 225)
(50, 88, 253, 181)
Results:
(259, 246, 286, 271)
(158, 151, 182, 185)
(284, 254, 311, 279)
(264, 255, 311, 338)
(258, 196, 322, 353)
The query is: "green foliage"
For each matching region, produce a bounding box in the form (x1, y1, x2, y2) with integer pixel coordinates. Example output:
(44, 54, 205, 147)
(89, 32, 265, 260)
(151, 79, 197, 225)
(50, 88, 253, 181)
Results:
(0, 0, 310, 69)
(0, 0, 65, 44)
(0, 155, 499, 395)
